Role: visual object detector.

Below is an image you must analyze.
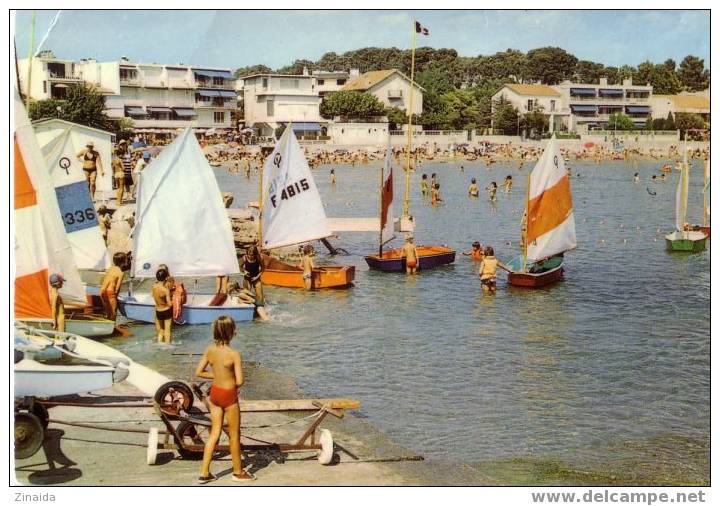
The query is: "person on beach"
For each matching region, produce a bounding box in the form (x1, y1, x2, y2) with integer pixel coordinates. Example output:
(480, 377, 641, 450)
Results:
(112, 149, 125, 205)
(633, 172, 640, 183)
(49, 274, 65, 332)
(76, 141, 104, 200)
(330, 168, 336, 185)
(242, 245, 264, 301)
(486, 182, 498, 202)
(196, 316, 255, 483)
(468, 178, 479, 197)
(503, 175, 513, 193)
(431, 183, 442, 206)
(421, 174, 429, 196)
(152, 267, 173, 343)
(99, 253, 127, 321)
(132, 152, 151, 199)
(97, 205, 112, 243)
(299, 244, 315, 290)
(462, 241, 484, 261)
(401, 235, 419, 275)
(227, 281, 269, 321)
(431, 173, 437, 189)
(479, 246, 500, 293)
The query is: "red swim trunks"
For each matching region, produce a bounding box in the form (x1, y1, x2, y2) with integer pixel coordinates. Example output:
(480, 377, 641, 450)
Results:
(406, 259, 417, 269)
(209, 385, 238, 408)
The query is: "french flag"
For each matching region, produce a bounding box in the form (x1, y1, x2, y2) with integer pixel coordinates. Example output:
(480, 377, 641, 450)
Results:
(415, 21, 429, 36)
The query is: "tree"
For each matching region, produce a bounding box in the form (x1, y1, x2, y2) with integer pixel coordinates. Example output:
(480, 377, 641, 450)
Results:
(665, 111, 676, 131)
(678, 55, 710, 91)
(234, 65, 272, 78)
(607, 112, 635, 131)
(574, 60, 605, 84)
(635, 60, 682, 94)
(386, 107, 408, 130)
(525, 47, 578, 84)
(275, 59, 315, 75)
(492, 95, 519, 135)
(275, 124, 286, 140)
(319, 90, 386, 119)
(675, 113, 708, 139)
(28, 82, 112, 131)
(520, 105, 549, 137)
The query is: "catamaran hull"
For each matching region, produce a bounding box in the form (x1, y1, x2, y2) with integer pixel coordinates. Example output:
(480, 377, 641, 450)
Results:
(261, 257, 355, 289)
(507, 264, 564, 287)
(665, 231, 707, 252)
(14, 359, 115, 398)
(119, 297, 255, 324)
(365, 246, 456, 272)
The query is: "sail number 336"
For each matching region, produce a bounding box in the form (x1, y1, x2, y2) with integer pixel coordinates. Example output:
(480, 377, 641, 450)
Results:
(64, 208, 96, 226)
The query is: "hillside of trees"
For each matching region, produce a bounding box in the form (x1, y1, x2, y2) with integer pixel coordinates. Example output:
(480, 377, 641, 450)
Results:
(235, 46, 710, 132)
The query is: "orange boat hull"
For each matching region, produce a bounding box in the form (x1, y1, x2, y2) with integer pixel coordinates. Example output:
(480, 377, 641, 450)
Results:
(260, 257, 355, 289)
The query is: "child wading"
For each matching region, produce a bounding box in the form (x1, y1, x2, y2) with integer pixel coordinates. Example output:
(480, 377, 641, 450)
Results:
(401, 235, 419, 275)
(479, 246, 500, 292)
(100, 252, 127, 320)
(299, 245, 315, 290)
(195, 316, 255, 483)
(49, 274, 65, 332)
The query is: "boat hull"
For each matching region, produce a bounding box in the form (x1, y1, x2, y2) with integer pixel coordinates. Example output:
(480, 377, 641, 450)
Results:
(20, 317, 116, 337)
(365, 245, 456, 272)
(14, 358, 115, 398)
(261, 257, 355, 289)
(505, 255, 565, 288)
(665, 231, 707, 252)
(119, 293, 255, 324)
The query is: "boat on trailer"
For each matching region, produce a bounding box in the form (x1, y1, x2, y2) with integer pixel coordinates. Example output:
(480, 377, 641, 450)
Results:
(504, 136, 577, 288)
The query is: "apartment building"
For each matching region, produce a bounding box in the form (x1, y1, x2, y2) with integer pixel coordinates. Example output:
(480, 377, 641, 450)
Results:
(650, 93, 710, 123)
(490, 83, 565, 132)
(241, 73, 323, 137)
(312, 69, 358, 97)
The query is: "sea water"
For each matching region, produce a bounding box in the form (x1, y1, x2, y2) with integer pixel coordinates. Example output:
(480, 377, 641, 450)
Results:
(110, 157, 709, 480)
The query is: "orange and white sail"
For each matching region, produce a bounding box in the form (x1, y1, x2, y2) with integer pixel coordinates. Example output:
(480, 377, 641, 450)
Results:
(14, 89, 86, 318)
(525, 137, 576, 262)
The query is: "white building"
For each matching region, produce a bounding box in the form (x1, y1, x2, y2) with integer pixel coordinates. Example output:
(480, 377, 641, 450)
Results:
(341, 69, 424, 116)
(491, 83, 565, 133)
(650, 94, 710, 123)
(241, 73, 323, 137)
(312, 69, 358, 98)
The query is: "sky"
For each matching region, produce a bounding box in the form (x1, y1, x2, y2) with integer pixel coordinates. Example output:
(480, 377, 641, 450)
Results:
(13, 10, 710, 71)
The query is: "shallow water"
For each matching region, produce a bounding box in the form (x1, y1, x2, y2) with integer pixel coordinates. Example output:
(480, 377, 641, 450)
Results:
(112, 156, 710, 479)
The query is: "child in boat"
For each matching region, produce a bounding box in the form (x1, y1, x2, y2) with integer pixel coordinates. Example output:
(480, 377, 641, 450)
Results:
(401, 235, 419, 275)
(196, 316, 255, 483)
(152, 267, 172, 343)
(431, 183, 442, 206)
(462, 241, 484, 261)
(468, 178, 479, 197)
(299, 244, 315, 290)
(421, 174, 429, 196)
(486, 182, 498, 202)
(227, 281, 269, 321)
(478, 246, 499, 292)
(242, 245, 264, 301)
(100, 252, 127, 320)
(49, 273, 65, 332)
(503, 175, 513, 192)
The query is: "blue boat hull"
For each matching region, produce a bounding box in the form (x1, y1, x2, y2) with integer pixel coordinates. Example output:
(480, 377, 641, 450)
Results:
(119, 294, 254, 324)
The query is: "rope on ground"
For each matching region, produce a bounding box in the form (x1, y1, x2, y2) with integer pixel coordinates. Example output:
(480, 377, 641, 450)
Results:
(240, 410, 323, 429)
(48, 419, 167, 435)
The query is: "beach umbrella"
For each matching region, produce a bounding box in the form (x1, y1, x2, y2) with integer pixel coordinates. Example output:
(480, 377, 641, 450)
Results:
(584, 142, 595, 148)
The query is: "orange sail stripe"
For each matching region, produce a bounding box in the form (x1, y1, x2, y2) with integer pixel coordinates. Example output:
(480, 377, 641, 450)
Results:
(527, 175, 573, 244)
(15, 268, 52, 318)
(14, 138, 37, 209)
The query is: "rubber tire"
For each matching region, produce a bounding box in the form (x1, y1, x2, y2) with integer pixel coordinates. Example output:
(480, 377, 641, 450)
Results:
(174, 421, 206, 460)
(146, 427, 159, 465)
(15, 412, 44, 460)
(31, 402, 49, 429)
(317, 428, 334, 465)
(154, 381, 194, 411)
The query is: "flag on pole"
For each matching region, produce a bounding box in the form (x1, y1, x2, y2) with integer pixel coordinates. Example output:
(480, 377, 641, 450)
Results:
(415, 21, 429, 35)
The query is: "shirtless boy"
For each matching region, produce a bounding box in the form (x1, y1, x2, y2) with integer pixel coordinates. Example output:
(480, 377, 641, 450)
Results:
(152, 267, 173, 343)
(299, 245, 314, 290)
(100, 252, 126, 320)
(401, 235, 419, 275)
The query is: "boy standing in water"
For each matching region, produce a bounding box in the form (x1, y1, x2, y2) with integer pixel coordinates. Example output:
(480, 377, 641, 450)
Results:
(299, 245, 315, 290)
(152, 267, 173, 343)
(100, 252, 127, 320)
(431, 183, 442, 206)
(330, 168, 336, 185)
(401, 235, 419, 275)
(468, 178, 479, 197)
(49, 274, 65, 332)
(479, 246, 500, 292)
(486, 182, 498, 202)
(421, 174, 429, 196)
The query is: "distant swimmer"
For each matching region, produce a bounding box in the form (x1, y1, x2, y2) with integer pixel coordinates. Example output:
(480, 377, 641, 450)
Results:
(503, 175, 513, 193)
(633, 172, 640, 183)
(421, 174, 429, 196)
(486, 182, 497, 202)
(330, 168, 336, 185)
(462, 241, 484, 261)
(431, 183, 442, 206)
(468, 178, 479, 197)
(647, 187, 657, 196)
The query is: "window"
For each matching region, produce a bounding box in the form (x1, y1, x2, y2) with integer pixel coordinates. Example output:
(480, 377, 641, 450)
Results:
(337, 79, 346, 85)
(213, 77, 224, 86)
(550, 100, 556, 112)
(267, 100, 274, 117)
(120, 68, 137, 80)
(527, 99, 534, 112)
(317, 79, 325, 85)
(262, 78, 268, 88)
(214, 112, 225, 124)
(43, 81, 47, 93)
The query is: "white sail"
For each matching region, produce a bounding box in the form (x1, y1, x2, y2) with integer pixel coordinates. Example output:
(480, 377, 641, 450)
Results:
(675, 161, 689, 234)
(381, 138, 395, 245)
(526, 137, 577, 262)
(131, 128, 239, 278)
(14, 90, 86, 306)
(37, 124, 110, 270)
(261, 126, 331, 250)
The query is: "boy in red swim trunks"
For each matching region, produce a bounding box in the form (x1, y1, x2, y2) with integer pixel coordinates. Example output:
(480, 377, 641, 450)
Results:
(195, 316, 254, 483)
(99, 252, 126, 320)
(401, 235, 419, 275)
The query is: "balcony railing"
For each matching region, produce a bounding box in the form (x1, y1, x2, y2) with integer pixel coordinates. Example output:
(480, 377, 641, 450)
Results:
(388, 90, 403, 98)
(195, 100, 237, 108)
(120, 77, 140, 86)
(194, 81, 235, 90)
(49, 73, 81, 80)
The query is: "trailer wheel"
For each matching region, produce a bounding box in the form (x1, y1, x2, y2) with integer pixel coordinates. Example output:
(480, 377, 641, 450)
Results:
(317, 429, 334, 465)
(154, 381, 194, 412)
(146, 427, 159, 465)
(31, 402, 49, 429)
(175, 421, 206, 460)
(15, 412, 44, 460)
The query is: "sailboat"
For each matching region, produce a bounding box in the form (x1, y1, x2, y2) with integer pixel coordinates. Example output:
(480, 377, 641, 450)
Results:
(505, 137, 577, 287)
(665, 147, 707, 252)
(119, 128, 255, 324)
(692, 158, 710, 238)
(259, 125, 355, 289)
(13, 90, 114, 337)
(366, 19, 456, 271)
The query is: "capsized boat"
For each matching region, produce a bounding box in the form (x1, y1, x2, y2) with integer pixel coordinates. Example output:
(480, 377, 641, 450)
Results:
(505, 137, 577, 287)
(118, 128, 254, 323)
(258, 125, 352, 289)
(13, 90, 115, 336)
(666, 148, 707, 253)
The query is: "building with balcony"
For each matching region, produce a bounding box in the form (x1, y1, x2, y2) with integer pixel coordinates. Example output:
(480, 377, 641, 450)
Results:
(241, 73, 323, 137)
(312, 69, 359, 97)
(341, 69, 424, 116)
(490, 83, 566, 133)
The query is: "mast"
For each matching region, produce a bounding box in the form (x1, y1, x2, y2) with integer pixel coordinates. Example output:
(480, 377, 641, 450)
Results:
(257, 150, 264, 248)
(378, 163, 384, 258)
(681, 135, 688, 239)
(25, 11, 36, 107)
(522, 171, 531, 273)
(402, 19, 417, 219)
(703, 158, 709, 227)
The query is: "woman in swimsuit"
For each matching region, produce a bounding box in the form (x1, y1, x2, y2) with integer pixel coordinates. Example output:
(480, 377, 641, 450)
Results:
(196, 316, 254, 483)
(242, 245, 264, 302)
(152, 268, 172, 343)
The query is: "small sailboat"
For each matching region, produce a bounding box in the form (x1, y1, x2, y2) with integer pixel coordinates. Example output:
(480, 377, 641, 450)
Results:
(665, 148, 707, 253)
(259, 125, 355, 289)
(692, 158, 710, 238)
(119, 128, 254, 323)
(505, 137, 577, 287)
(13, 91, 115, 337)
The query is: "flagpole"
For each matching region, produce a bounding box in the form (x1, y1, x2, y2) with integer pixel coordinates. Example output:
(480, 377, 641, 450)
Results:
(25, 11, 37, 107)
(403, 19, 417, 219)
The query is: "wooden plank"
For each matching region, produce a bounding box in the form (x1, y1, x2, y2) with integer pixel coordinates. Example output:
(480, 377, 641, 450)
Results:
(239, 398, 360, 412)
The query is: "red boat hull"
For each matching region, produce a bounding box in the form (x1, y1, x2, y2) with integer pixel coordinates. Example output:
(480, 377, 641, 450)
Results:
(365, 245, 456, 272)
(507, 264, 564, 287)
